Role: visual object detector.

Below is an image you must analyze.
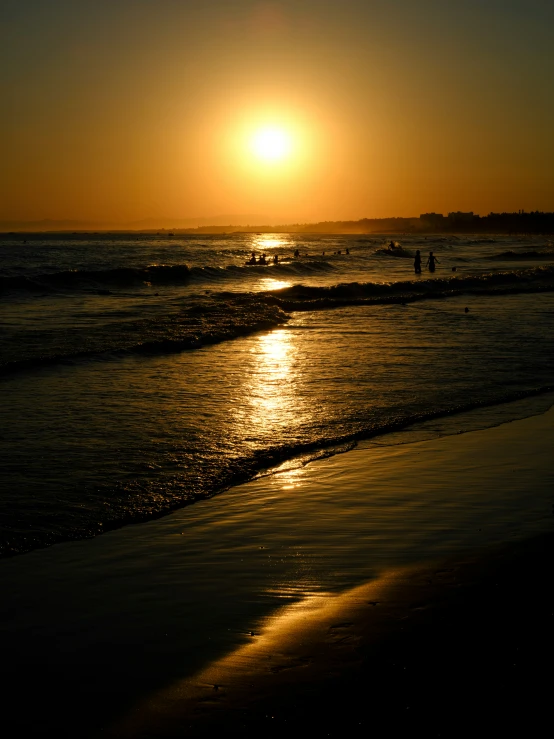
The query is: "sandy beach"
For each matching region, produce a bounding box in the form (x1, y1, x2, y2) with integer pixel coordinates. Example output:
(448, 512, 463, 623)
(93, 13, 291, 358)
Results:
(112, 538, 554, 738)
(2, 401, 553, 738)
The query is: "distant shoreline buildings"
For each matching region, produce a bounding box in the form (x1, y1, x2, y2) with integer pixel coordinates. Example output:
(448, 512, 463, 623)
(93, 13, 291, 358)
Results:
(415, 210, 554, 234)
(1, 210, 553, 235)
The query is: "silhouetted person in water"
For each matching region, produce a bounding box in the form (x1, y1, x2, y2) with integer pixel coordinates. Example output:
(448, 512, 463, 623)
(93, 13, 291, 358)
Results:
(414, 249, 422, 274)
(273, 254, 279, 265)
(426, 251, 439, 272)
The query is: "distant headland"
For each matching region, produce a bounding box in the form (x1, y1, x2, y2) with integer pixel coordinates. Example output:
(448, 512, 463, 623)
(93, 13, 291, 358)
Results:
(1, 210, 553, 235)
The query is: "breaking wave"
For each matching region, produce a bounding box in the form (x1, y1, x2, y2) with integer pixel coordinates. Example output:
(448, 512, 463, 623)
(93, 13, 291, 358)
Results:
(266, 265, 554, 310)
(0, 295, 289, 375)
(5, 265, 554, 375)
(0, 259, 338, 296)
(0, 264, 192, 295)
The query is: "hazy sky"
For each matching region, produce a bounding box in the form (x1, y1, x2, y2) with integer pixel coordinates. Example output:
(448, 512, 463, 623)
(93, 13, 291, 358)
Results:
(2, 0, 553, 224)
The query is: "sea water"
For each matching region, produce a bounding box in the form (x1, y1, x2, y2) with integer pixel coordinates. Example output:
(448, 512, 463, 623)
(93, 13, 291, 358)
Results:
(1, 231, 554, 556)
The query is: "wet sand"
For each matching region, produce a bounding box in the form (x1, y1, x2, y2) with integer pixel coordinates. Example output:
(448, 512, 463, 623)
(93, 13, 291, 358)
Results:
(1, 405, 553, 737)
(111, 536, 554, 738)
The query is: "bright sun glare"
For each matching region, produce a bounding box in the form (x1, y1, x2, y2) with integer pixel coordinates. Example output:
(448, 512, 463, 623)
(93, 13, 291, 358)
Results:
(251, 127, 292, 162)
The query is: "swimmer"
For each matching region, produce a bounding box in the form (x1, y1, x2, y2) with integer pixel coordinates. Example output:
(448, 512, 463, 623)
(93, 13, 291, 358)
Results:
(426, 251, 439, 272)
(414, 249, 422, 275)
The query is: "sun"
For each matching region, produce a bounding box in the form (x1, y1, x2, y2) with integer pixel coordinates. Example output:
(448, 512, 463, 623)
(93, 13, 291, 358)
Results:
(251, 127, 292, 162)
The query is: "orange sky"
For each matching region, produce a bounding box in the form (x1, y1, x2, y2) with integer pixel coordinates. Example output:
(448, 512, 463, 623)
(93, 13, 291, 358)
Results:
(2, 0, 553, 225)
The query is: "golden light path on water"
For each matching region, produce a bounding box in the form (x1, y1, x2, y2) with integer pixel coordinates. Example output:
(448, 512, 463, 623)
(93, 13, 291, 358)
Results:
(226, 325, 304, 455)
(247, 329, 296, 432)
(251, 236, 290, 251)
(260, 277, 291, 291)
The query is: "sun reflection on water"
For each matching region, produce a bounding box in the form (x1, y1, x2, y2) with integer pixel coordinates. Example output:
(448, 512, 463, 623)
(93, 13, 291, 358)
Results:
(234, 327, 311, 444)
(253, 329, 291, 377)
(251, 236, 290, 251)
(260, 277, 291, 291)
(249, 330, 293, 426)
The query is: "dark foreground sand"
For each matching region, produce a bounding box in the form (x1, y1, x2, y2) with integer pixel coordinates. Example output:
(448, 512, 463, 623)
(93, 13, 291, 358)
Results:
(106, 534, 554, 738)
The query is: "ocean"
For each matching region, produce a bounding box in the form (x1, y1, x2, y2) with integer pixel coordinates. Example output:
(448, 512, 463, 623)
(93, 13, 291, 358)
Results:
(2, 230, 554, 558)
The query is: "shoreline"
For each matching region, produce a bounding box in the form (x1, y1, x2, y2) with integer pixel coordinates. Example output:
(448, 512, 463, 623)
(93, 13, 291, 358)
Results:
(2, 388, 553, 560)
(1, 401, 553, 737)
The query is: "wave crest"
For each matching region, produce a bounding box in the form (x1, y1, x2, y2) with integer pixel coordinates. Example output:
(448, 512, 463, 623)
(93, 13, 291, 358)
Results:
(266, 265, 554, 310)
(0, 295, 289, 375)
(0, 264, 192, 295)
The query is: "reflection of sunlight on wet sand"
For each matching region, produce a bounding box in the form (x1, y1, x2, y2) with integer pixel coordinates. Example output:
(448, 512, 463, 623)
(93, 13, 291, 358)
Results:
(109, 572, 401, 738)
(275, 465, 305, 490)
(254, 455, 321, 491)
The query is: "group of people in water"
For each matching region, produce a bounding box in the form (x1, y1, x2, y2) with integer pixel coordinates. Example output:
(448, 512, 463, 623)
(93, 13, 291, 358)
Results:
(247, 243, 440, 274)
(414, 249, 439, 274)
(247, 247, 352, 265)
(247, 252, 280, 265)
(388, 240, 438, 274)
